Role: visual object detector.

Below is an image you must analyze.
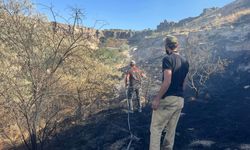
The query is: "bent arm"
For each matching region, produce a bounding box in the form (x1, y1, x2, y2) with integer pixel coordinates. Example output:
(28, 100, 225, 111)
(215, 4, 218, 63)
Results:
(125, 72, 130, 87)
(141, 71, 147, 78)
(152, 69, 172, 110)
(155, 69, 172, 99)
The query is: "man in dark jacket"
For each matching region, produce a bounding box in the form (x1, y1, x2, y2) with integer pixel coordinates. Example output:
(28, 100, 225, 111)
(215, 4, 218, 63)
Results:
(150, 35, 189, 150)
(125, 60, 146, 113)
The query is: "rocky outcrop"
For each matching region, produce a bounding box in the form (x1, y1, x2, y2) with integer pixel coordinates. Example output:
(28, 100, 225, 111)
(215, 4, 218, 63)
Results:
(156, 20, 177, 32)
(102, 30, 135, 39)
(155, 8, 218, 32)
(200, 7, 219, 16)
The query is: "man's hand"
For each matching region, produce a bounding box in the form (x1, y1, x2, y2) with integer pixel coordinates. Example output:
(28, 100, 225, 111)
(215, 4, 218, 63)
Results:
(152, 97, 161, 110)
(125, 82, 128, 88)
(141, 72, 147, 78)
(125, 72, 130, 88)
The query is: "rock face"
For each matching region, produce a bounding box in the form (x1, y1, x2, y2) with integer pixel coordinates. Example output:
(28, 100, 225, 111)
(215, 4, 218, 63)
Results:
(102, 30, 135, 39)
(156, 20, 177, 32)
(156, 7, 219, 32)
(201, 7, 219, 15)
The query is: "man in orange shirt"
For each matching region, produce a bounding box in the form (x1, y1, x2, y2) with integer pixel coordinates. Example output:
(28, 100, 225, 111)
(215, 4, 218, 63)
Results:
(125, 60, 146, 113)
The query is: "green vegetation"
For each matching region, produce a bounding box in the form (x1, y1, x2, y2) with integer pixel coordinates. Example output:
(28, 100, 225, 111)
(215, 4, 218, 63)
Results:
(95, 47, 127, 65)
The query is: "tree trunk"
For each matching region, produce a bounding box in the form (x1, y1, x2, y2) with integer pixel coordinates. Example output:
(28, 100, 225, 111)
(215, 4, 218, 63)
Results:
(30, 133, 37, 150)
(75, 102, 83, 121)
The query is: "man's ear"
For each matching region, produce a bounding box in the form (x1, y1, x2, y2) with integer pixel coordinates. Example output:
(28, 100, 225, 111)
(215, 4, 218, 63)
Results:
(166, 49, 172, 55)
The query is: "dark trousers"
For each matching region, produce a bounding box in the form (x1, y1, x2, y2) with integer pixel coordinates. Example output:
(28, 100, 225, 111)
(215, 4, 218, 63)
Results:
(127, 87, 141, 111)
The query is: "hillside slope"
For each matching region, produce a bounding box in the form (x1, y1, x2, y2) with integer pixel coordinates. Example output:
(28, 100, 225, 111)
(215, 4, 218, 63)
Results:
(43, 51, 250, 150)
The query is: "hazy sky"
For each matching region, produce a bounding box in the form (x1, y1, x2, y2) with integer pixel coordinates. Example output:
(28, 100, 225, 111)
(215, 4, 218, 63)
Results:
(32, 0, 235, 30)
